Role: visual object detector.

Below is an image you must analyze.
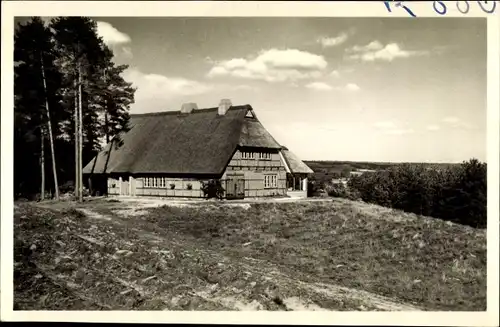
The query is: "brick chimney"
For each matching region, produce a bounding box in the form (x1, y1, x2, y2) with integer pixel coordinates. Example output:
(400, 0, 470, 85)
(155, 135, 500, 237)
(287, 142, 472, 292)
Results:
(218, 99, 232, 116)
(181, 102, 198, 114)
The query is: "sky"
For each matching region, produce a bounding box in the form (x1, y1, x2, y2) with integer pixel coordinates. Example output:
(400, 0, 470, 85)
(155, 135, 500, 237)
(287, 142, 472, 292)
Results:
(22, 17, 488, 163)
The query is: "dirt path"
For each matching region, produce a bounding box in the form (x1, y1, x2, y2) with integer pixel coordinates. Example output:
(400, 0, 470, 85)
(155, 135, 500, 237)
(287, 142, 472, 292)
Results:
(109, 196, 332, 206)
(74, 207, 422, 311)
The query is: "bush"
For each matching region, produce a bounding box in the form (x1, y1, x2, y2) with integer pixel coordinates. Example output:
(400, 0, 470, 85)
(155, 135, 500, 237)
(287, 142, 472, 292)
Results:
(325, 182, 348, 198)
(201, 179, 225, 200)
(307, 179, 326, 197)
(59, 180, 75, 194)
(340, 159, 487, 228)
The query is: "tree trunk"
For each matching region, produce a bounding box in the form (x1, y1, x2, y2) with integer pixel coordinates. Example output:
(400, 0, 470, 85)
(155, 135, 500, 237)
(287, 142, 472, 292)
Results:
(40, 53, 60, 200)
(104, 69, 109, 144)
(40, 126, 45, 201)
(105, 111, 109, 144)
(74, 77, 79, 200)
(78, 64, 83, 202)
(88, 176, 93, 196)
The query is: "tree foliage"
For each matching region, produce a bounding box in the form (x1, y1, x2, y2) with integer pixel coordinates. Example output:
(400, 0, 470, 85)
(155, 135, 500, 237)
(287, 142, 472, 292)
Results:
(340, 159, 487, 228)
(14, 17, 136, 199)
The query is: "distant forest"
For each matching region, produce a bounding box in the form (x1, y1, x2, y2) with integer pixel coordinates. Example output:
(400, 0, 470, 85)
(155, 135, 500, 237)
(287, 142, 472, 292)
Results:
(305, 160, 458, 173)
(305, 160, 461, 181)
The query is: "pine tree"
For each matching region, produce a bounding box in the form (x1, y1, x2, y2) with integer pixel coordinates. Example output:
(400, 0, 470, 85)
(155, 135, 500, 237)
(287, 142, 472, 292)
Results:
(50, 17, 107, 201)
(15, 16, 135, 200)
(14, 17, 62, 199)
(40, 51, 60, 199)
(50, 17, 135, 199)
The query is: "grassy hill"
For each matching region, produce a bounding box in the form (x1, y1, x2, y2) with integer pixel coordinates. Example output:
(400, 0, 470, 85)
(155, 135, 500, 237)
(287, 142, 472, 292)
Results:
(15, 197, 486, 311)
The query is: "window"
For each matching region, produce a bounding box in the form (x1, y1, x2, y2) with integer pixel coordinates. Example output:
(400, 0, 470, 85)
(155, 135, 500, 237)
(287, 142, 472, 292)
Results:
(159, 177, 164, 188)
(264, 174, 277, 188)
(144, 177, 160, 188)
(259, 152, 272, 160)
(241, 151, 273, 160)
(241, 151, 255, 160)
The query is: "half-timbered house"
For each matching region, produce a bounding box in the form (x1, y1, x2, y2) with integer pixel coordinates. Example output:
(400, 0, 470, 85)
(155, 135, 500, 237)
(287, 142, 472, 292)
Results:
(83, 100, 313, 199)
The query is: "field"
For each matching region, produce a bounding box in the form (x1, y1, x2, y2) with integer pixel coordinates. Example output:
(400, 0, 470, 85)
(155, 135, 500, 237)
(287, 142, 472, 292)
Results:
(14, 197, 486, 311)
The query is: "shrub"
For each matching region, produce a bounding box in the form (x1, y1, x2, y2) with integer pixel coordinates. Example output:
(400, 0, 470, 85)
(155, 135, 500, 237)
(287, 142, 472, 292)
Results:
(325, 182, 348, 198)
(342, 159, 486, 228)
(186, 183, 193, 190)
(170, 183, 175, 190)
(201, 179, 225, 200)
(59, 180, 75, 194)
(307, 178, 325, 197)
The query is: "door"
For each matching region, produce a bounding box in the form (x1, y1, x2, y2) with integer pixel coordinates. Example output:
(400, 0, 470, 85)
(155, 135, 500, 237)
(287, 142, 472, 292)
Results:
(121, 180, 130, 196)
(226, 176, 245, 200)
(236, 179, 245, 198)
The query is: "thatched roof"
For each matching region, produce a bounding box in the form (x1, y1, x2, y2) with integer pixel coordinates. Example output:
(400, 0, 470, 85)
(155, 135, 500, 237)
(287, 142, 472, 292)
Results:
(239, 119, 282, 149)
(83, 105, 282, 176)
(281, 147, 314, 175)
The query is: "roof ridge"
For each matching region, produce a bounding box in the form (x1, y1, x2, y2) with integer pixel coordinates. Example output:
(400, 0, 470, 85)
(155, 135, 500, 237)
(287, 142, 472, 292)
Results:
(130, 104, 251, 118)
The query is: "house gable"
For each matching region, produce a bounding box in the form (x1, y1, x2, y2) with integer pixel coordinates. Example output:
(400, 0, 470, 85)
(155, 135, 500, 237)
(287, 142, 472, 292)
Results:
(222, 148, 287, 197)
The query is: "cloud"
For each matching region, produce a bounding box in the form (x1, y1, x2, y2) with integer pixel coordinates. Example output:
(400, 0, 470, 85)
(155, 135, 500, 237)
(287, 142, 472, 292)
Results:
(123, 68, 212, 103)
(303, 82, 359, 92)
(373, 121, 397, 129)
(347, 41, 428, 62)
(349, 40, 384, 52)
(426, 124, 440, 131)
(345, 83, 360, 92)
(207, 48, 328, 83)
(121, 46, 133, 59)
(330, 83, 361, 92)
(305, 82, 333, 91)
(122, 68, 260, 112)
(441, 116, 476, 130)
(231, 84, 257, 91)
(330, 70, 340, 78)
(374, 120, 414, 135)
(96, 21, 131, 46)
(94, 21, 134, 61)
(442, 116, 460, 124)
(317, 32, 349, 48)
(385, 129, 415, 135)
